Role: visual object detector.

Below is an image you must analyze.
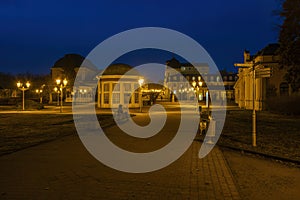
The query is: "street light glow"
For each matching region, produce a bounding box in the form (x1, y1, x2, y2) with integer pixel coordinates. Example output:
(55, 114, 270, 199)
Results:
(63, 78, 68, 86)
(56, 78, 68, 113)
(26, 82, 30, 88)
(17, 81, 22, 88)
(16, 81, 30, 111)
(138, 78, 144, 86)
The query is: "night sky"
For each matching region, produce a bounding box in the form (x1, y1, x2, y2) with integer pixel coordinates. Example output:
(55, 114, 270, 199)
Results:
(0, 0, 280, 76)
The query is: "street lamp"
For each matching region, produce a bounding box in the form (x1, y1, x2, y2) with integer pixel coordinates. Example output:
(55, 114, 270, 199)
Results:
(35, 89, 43, 103)
(56, 78, 68, 113)
(138, 78, 144, 112)
(17, 81, 30, 111)
(192, 80, 203, 101)
(54, 87, 60, 106)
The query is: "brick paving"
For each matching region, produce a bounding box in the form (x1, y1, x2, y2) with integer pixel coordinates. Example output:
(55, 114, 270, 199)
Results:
(0, 113, 240, 199)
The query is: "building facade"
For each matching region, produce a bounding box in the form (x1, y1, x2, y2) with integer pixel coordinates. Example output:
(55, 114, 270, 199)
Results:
(163, 58, 237, 104)
(97, 64, 144, 109)
(234, 43, 292, 110)
(51, 54, 98, 103)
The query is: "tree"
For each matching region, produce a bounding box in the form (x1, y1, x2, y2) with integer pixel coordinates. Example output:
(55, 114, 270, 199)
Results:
(0, 72, 14, 89)
(278, 0, 300, 92)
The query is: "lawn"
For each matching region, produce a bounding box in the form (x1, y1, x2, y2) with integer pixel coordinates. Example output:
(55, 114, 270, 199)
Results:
(0, 113, 114, 155)
(219, 110, 300, 162)
(1, 110, 299, 163)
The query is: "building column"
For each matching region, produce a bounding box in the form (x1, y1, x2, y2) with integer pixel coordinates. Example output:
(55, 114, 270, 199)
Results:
(97, 80, 101, 108)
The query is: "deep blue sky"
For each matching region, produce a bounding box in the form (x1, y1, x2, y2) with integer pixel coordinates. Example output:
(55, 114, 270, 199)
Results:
(0, 0, 281, 75)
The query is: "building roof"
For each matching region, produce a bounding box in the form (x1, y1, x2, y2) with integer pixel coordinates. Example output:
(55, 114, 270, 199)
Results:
(255, 43, 279, 56)
(166, 57, 181, 68)
(52, 54, 97, 70)
(101, 63, 140, 76)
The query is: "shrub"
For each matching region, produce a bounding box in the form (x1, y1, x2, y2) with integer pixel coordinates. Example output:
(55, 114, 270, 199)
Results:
(266, 95, 300, 115)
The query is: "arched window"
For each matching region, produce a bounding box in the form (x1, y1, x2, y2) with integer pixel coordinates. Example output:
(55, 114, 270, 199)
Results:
(280, 82, 289, 96)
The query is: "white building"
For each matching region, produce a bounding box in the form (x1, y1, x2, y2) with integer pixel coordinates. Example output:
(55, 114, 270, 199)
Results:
(97, 64, 143, 108)
(234, 43, 290, 110)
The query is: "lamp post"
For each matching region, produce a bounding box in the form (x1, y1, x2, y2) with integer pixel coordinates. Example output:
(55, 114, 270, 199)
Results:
(35, 89, 43, 103)
(192, 80, 203, 102)
(138, 78, 144, 113)
(17, 81, 30, 111)
(54, 87, 60, 106)
(56, 78, 68, 113)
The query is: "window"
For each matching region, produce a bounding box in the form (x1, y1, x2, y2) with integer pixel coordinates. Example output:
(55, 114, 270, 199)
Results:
(124, 93, 131, 104)
(124, 83, 131, 91)
(181, 66, 186, 71)
(112, 93, 120, 104)
(280, 82, 289, 96)
(104, 83, 110, 92)
(112, 83, 120, 91)
(135, 92, 139, 103)
(104, 93, 109, 104)
(229, 76, 233, 81)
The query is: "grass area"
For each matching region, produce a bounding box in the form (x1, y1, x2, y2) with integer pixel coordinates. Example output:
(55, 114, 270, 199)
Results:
(1, 110, 299, 163)
(219, 110, 300, 162)
(0, 113, 115, 155)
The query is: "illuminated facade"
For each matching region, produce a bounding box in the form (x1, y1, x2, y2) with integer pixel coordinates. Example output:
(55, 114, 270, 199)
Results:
(97, 64, 143, 108)
(163, 58, 236, 104)
(234, 43, 291, 110)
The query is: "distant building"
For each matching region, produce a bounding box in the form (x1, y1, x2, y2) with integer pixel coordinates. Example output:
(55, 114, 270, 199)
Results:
(51, 54, 98, 103)
(96, 64, 144, 108)
(163, 58, 209, 102)
(163, 58, 236, 104)
(219, 70, 238, 101)
(234, 43, 292, 110)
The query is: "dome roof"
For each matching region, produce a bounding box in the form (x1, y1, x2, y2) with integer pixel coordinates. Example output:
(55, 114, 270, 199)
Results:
(52, 54, 97, 70)
(101, 63, 140, 76)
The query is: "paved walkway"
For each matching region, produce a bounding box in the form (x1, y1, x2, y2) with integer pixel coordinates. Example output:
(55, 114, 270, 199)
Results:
(0, 113, 240, 199)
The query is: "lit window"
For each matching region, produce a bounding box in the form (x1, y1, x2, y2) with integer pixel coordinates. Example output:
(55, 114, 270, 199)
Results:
(124, 83, 131, 91)
(112, 83, 120, 91)
(104, 83, 110, 92)
(134, 92, 139, 103)
(104, 93, 109, 104)
(112, 93, 120, 104)
(124, 93, 131, 104)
